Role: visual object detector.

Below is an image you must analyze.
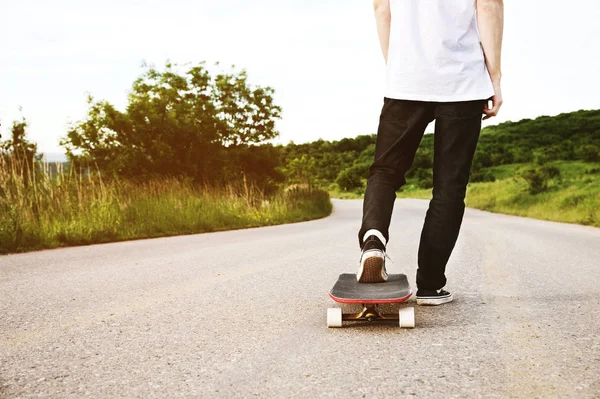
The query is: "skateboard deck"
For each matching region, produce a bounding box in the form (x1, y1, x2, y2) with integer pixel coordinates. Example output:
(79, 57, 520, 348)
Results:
(327, 273, 415, 328)
(329, 273, 412, 304)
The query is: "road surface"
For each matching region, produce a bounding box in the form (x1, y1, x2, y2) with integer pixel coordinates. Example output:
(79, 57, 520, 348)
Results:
(1, 199, 599, 398)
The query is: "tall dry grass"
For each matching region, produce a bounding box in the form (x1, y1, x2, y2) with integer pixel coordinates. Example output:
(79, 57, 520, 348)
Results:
(0, 156, 332, 254)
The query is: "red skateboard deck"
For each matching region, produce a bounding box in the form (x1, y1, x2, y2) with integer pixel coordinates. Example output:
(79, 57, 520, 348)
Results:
(327, 273, 415, 328)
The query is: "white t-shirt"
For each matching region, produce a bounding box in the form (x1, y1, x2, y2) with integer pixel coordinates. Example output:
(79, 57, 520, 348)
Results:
(385, 0, 495, 102)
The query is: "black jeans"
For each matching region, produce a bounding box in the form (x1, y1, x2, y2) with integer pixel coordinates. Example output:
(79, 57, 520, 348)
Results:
(358, 97, 486, 290)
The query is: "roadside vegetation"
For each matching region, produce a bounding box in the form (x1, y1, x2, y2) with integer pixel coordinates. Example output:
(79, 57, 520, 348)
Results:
(394, 161, 600, 227)
(0, 155, 330, 254)
(280, 109, 600, 227)
(2, 61, 597, 255)
(0, 62, 332, 254)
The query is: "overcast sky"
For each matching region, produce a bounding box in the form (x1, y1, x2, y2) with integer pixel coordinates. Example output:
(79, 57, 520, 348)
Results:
(1, 0, 599, 157)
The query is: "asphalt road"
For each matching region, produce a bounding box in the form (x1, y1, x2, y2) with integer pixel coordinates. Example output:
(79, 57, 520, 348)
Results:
(1, 199, 599, 398)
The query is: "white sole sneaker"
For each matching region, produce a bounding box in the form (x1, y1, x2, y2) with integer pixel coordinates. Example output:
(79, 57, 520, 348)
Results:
(416, 292, 453, 306)
(357, 250, 388, 283)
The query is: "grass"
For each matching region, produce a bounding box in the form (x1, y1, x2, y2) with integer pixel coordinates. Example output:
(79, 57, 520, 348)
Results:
(329, 161, 600, 228)
(0, 157, 332, 254)
(3, 152, 596, 256)
(463, 161, 599, 226)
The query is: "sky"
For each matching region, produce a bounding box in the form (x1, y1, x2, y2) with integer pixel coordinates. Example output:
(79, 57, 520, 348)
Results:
(1, 0, 599, 160)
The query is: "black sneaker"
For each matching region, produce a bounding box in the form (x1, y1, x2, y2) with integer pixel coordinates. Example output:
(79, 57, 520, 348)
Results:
(416, 288, 453, 306)
(357, 235, 389, 283)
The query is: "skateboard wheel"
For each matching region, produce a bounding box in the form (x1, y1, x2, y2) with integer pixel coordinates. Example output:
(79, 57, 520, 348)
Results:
(399, 307, 415, 328)
(327, 308, 343, 328)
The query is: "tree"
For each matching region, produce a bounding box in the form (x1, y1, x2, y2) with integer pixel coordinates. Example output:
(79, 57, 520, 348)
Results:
(283, 154, 317, 188)
(60, 62, 282, 185)
(335, 165, 365, 191)
(576, 144, 600, 162)
(414, 168, 433, 189)
(0, 116, 42, 187)
(213, 69, 281, 146)
(215, 143, 285, 195)
(1, 117, 38, 160)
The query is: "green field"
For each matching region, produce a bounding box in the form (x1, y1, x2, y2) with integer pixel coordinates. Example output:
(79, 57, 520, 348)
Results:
(330, 161, 600, 227)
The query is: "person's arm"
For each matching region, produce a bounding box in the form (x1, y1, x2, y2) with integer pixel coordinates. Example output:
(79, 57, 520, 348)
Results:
(477, 0, 504, 120)
(374, 0, 391, 63)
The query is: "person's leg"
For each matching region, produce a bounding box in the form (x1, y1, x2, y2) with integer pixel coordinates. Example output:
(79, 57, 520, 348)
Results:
(358, 98, 435, 249)
(416, 99, 486, 291)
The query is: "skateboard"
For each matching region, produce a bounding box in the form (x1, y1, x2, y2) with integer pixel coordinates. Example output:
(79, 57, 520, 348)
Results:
(327, 273, 415, 328)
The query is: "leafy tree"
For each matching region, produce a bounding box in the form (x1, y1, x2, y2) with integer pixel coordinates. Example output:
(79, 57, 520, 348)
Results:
(60, 62, 282, 186)
(576, 144, 600, 162)
(283, 154, 317, 188)
(335, 166, 364, 191)
(215, 143, 284, 195)
(0, 116, 42, 187)
(470, 169, 496, 183)
(1, 117, 39, 161)
(414, 168, 433, 189)
(212, 68, 281, 146)
(407, 148, 433, 177)
(356, 144, 375, 165)
(473, 149, 493, 169)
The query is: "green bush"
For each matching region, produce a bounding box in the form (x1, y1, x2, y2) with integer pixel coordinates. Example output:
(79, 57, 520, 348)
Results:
(411, 149, 434, 171)
(576, 145, 600, 162)
(473, 150, 493, 169)
(470, 169, 497, 183)
(335, 166, 364, 191)
(585, 167, 600, 175)
(414, 168, 433, 189)
(517, 165, 561, 194)
(533, 149, 551, 165)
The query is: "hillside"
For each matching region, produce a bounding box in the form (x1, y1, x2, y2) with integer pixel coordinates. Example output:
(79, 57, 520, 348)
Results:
(278, 109, 600, 191)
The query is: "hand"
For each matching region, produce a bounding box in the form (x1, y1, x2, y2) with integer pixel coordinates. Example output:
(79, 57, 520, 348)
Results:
(483, 79, 503, 120)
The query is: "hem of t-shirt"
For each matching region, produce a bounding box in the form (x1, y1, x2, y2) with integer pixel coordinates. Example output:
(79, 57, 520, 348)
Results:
(384, 91, 494, 102)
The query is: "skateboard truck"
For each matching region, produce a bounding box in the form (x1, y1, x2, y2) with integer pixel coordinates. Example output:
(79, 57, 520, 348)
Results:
(348, 304, 394, 322)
